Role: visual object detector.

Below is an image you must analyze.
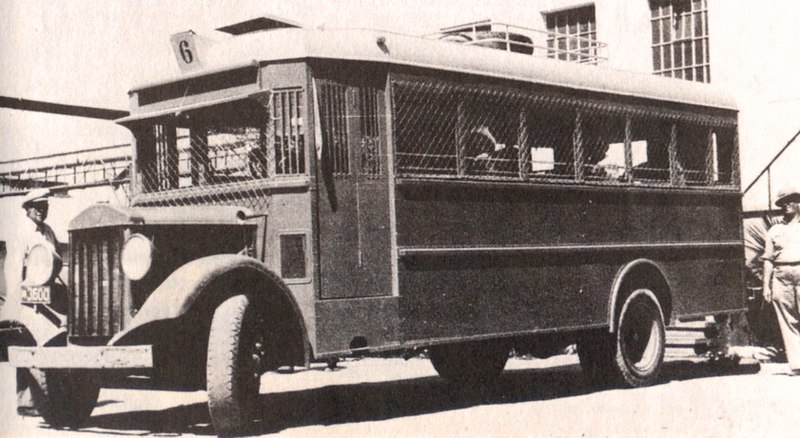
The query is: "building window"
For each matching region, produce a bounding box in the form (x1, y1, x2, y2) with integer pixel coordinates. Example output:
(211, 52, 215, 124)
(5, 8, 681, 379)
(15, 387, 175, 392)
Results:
(545, 5, 598, 64)
(650, 0, 710, 82)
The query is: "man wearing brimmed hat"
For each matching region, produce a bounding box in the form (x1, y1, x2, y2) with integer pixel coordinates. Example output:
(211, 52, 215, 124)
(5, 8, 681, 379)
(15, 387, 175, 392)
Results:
(2, 188, 59, 416)
(762, 183, 800, 374)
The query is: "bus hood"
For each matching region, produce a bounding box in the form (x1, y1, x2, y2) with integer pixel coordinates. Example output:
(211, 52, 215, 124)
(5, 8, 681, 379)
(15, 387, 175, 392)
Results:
(69, 204, 253, 231)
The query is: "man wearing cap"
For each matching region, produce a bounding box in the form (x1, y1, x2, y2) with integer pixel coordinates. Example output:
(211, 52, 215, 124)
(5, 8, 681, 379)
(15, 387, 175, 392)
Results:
(762, 183, 800, 374)
(2, 188, 59, 415)
(3, 188, 59, 306)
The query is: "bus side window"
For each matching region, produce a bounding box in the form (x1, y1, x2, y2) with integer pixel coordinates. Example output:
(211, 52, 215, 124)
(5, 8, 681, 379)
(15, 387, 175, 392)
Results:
(524, 107, 575, 180)
(393, 80, 458, 176)
(713, 127, 737, 186)
(676, 123, 712, 185)
(630, 117, 671, 184)
(459, 94, 520, 179)
(582, 113, 626, 181)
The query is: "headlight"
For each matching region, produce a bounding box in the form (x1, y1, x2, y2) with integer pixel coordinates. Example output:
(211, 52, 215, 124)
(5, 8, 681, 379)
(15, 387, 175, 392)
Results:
(121, 234, 153, 280)
(24, 243, 62, 286)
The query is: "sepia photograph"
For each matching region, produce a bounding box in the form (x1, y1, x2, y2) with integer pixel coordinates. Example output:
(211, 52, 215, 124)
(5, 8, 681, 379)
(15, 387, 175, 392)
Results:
(1, 1, 799, 436)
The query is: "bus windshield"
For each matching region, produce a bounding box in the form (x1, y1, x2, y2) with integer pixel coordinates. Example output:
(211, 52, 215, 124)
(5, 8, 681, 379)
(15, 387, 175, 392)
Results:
(133, 89, 305, 194)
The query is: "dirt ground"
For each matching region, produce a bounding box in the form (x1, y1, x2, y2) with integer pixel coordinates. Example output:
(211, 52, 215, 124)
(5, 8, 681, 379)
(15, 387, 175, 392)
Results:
(1, 354, 799, 437)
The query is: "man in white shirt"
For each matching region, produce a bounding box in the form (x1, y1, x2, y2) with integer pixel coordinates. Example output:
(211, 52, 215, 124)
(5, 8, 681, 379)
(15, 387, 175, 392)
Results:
(2, 188, 62, 416)
(4, 188, 59, 306)
(763, 183, 800, 374)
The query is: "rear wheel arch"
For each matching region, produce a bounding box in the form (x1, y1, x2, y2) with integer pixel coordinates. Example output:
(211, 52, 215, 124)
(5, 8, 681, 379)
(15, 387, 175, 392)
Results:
(608, 259, 672, 333)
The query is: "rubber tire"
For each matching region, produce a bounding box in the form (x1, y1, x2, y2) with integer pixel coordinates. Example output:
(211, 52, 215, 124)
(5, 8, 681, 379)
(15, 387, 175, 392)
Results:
(27, 369, 100, 428)
(207, 295, 263, 436)
(614, 289, 666, 387)
(578, 289, 666, 388)
(429, 341, 508, 385)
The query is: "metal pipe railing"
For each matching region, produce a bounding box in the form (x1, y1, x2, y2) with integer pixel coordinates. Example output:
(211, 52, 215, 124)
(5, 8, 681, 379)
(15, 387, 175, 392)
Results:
(743, 126, 800, 206)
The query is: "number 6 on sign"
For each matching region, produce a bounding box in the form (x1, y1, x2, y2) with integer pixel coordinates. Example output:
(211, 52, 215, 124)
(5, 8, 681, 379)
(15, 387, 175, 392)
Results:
(170, 30, 204, 72)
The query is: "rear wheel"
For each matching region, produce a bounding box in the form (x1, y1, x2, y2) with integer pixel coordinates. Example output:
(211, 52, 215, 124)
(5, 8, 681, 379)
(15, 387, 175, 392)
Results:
(27, 369, 100, 428)
(614, 289, 666, 387)
(429, 341, 508, 385)
(207, 295, 264, 436)
(578, 289, 666, 388)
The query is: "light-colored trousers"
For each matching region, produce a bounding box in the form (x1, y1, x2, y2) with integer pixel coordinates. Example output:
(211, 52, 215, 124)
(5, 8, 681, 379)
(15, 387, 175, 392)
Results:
(772, 265, 800, 372)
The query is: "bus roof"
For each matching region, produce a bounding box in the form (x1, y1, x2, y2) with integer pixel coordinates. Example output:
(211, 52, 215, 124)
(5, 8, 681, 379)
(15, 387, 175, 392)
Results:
(130, 26, 737, 112)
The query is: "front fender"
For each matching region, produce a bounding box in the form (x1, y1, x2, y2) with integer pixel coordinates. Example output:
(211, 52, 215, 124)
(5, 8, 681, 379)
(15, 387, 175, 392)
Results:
(109, 254, 299, 345)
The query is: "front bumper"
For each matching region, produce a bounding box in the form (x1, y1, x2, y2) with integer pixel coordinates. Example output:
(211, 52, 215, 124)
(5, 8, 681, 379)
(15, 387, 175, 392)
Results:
(9, 345, 153, 369)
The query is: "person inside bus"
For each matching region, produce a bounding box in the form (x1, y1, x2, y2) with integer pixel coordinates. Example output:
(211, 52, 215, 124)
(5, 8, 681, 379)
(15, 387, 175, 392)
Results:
(762, 183, 800, 374)
(465, 125, 518, 175)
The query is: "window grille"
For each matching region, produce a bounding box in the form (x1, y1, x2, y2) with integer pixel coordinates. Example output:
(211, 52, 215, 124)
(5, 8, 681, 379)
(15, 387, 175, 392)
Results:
(318, 81, 350, 175)
(545, 5, 598, 64)
(650, 0, 710, 82)
(391, 75, 737, 190)
(359, 86, 382, 176)
(273, 88, 305, 175)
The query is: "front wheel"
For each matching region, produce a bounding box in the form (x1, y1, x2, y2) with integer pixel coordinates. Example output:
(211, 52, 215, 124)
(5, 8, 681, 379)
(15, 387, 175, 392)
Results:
(27, 369, 100, 428)
(206, 295, 264, 436)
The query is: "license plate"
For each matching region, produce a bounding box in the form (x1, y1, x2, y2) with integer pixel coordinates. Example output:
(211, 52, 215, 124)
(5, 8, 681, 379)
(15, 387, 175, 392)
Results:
(21, 285, 51, 304)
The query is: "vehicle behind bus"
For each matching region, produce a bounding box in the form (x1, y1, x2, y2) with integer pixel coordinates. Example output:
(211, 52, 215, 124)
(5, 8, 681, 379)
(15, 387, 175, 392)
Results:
(6, 17, 744, 434)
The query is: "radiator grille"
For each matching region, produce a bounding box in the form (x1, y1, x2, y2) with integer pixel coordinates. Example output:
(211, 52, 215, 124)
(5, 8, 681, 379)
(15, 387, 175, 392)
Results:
(69, 229, 127, 339)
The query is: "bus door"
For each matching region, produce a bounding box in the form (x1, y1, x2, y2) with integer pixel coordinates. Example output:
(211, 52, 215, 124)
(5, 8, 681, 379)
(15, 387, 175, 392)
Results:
(315, 76, 392, 299)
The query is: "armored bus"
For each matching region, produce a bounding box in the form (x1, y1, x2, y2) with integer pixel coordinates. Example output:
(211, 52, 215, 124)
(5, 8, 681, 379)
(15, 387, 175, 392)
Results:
(7, 16, 744, 434)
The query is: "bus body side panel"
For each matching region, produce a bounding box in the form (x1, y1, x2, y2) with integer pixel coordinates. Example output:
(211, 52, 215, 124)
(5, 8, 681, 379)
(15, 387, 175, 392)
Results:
(394, 181, 743, 342)
(315, 297, 401, 355)
(312, 63, 399, 355)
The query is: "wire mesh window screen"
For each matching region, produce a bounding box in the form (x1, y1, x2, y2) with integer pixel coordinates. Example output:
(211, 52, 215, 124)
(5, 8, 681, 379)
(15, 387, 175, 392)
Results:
(676, 123, 713, 185)
(629, 115, 672, 184)
(393, 78, 579, 182)
(579, 112, 628, 183)
(393, 80, 458, 176)
(136, 90, 306, 198)
(317, 81, 350, 175)
(391, 76, 737, 189)
(524, 102, 576, 180)
(458, 90, 523, 179)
